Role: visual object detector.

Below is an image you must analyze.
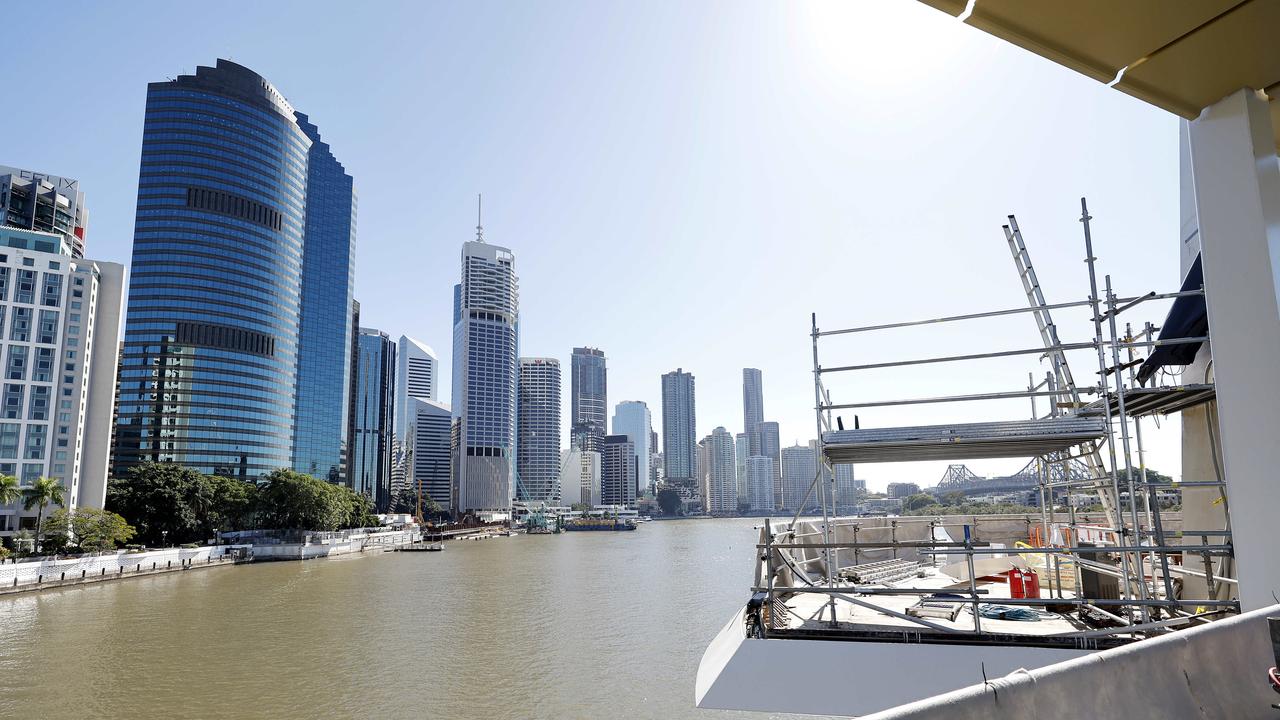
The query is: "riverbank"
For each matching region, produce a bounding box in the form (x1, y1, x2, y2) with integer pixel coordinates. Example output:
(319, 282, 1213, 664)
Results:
(0, 527, 422, 596)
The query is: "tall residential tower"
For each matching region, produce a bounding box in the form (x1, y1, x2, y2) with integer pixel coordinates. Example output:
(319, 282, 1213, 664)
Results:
(661, 368, 696, 486)
(0, 172, 124, 536)
(742, 368, 764, 454)
(516, 357, 561, 503)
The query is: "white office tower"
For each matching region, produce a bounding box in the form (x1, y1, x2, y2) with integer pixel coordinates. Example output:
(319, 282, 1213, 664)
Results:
(517, 357, 561, 503)
(0, 233, 124, 537)
(558, 447, 600, 507)
(409, 398, 452, 511)
(735, 431, 749, 505)
(781, 443, 817, 511)
(610, 400, 651, 499)
(451, 229, 519, 516)
(747, 456, 775, 512)
(706, 427, 738, 514)
(394, 336, 438, 437)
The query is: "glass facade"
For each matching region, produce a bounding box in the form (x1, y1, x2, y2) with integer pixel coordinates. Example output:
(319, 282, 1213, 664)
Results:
(350, 328, 394, 511)
(114, 60, 331, 479)
(570, 347, 607, 452)
(292, 114, 357, 484)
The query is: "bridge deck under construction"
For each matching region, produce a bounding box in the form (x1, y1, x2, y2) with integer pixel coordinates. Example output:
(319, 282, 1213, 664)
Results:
(821, 417, 1107, 464)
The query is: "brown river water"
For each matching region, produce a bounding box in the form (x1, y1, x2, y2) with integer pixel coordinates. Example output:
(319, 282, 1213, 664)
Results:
(0, 517, 817, 720)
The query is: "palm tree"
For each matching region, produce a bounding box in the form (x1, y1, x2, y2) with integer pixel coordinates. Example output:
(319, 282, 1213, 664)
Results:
(0, 475, 19, 507)
(22, 477, 65, 552)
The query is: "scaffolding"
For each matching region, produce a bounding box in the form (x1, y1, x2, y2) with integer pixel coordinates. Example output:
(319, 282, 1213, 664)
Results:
(761, 198, 1236, 645)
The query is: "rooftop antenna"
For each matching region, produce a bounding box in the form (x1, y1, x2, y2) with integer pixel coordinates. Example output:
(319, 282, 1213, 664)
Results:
(475, 193, 485, 242)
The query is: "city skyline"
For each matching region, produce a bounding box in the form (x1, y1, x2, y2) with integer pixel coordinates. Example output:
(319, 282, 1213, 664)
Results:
(2, 1, 1187, 489)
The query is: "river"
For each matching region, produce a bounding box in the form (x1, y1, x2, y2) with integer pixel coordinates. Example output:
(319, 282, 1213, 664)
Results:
(0, 517, 809, 719)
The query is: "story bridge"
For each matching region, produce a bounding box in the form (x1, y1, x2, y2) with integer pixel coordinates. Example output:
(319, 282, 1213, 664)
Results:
(927, 458, 1090, 497)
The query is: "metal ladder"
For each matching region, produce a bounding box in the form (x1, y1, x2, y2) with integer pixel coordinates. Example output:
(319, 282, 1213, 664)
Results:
(1004, 216, 1122, 528)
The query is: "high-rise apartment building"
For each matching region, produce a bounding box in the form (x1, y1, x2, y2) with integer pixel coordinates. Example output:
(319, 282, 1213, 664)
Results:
(0, 228, 124, 536)
(705, 427, 737, 515)
(611, 400, 651, 500)
(649, 429, 660, 493)
(661, 368, 696, 485)
(781, 443, 817, 511)
(600, 434, 637, 507)
(451, 230, 519, 515)
(735, 431, 749, 505)
(113, 59, 355, 481)
(742, 368, 764, 454)
(517, 357, 561, 503)
(747, 456, 775, 512)
(834, 463, 859, 508)
(409, 398, 452, 512)
(757, 420, 782, 508)
(570, 347, 607, 451)
(0, 166, 87, 258)
(886, 482, 921, 499)
(350, 328, 395, 511)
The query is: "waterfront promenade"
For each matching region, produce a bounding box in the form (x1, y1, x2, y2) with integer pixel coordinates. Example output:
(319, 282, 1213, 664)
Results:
(0, 527, 422, 595)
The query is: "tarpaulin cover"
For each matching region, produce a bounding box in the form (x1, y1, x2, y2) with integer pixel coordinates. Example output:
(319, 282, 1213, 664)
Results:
(1137, 254, 1206, 385)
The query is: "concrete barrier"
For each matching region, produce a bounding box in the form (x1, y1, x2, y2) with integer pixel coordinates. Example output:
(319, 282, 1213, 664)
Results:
(0, 546, 234, 592)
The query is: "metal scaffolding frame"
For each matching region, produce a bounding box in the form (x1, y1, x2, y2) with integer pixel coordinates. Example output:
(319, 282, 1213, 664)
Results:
(772, 198, 1235, 645)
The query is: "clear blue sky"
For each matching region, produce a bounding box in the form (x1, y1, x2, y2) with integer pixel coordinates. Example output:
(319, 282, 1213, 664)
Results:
(3, 1, 1185, 489)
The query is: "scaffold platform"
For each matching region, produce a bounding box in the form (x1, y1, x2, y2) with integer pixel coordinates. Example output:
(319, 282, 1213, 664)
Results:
(1080, 383, 1216, 418)
(821, 417, 1107, 464)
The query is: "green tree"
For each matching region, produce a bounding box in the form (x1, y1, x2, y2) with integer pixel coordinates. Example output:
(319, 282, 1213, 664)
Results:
(329, 482, 376, 529)
(0, 474, 20, 506)
(42, 507, 136, 553)
(258, 469, 339, 530)
(903, 493, 936, 512)
(200, 474, 258, 535)
(657, 488, 682, 516)
(256, 469, 372, 531)
(22, 477, 65, 550)
(941, 491, 966, 507)
(106, 463, 202, 545)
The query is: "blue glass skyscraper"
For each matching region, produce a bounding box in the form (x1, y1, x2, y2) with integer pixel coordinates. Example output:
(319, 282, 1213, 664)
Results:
(113, 59, 356, 480)
(350, 328, 394, 511)
(292, 114, 357, 483)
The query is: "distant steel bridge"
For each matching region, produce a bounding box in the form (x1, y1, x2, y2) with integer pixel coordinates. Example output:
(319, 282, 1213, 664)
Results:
(927, 458, 1091, 497)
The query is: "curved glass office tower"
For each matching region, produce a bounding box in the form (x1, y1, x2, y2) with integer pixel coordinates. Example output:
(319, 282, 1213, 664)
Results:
(114, 60, 354, 479)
